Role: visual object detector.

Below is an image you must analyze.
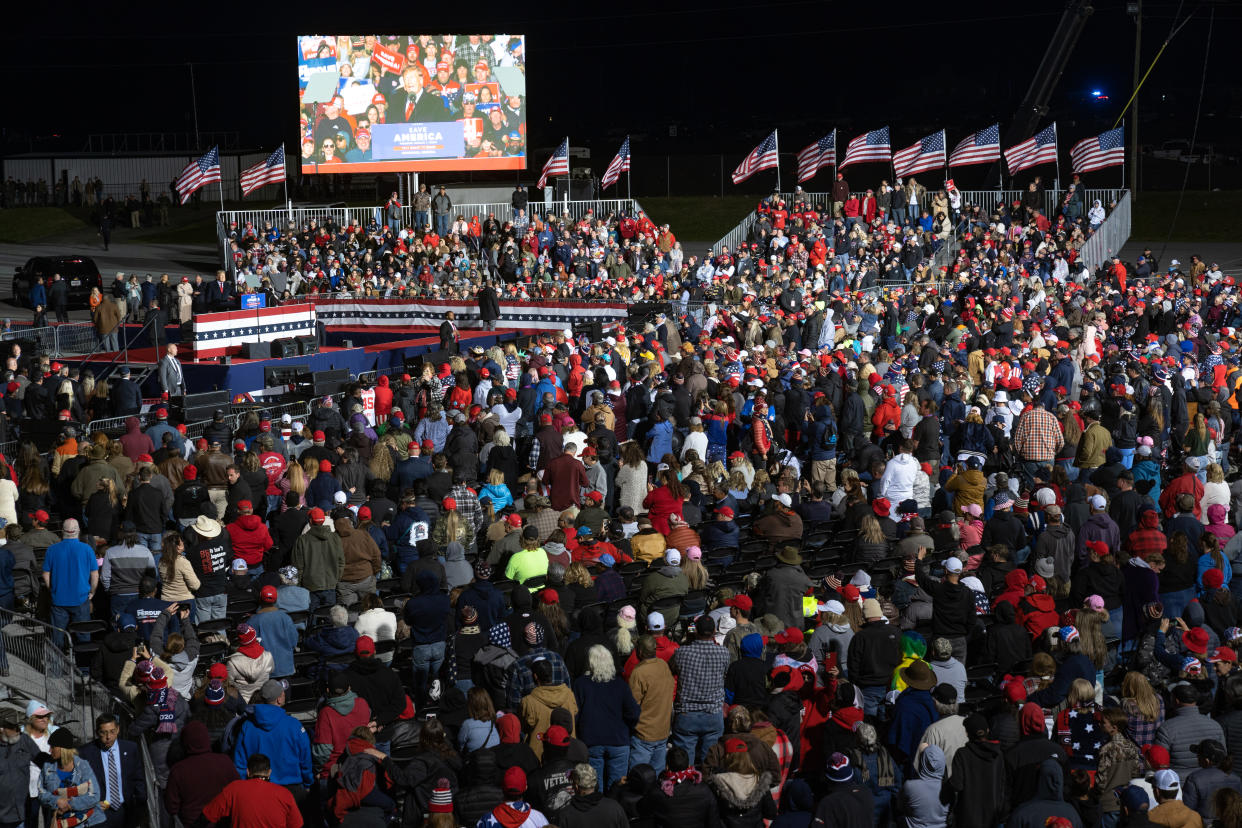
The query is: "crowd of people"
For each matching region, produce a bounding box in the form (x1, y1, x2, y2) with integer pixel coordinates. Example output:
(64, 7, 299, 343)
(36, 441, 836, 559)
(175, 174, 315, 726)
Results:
(1, 197, 1242, 828)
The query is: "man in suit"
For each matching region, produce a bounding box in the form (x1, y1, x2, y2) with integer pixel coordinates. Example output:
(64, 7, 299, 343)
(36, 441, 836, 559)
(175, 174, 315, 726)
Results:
(159, 344, 186, 397)
(439, 310, 458, 354)
(390, 65, 452, 123)
(112, 367, 142, 416)
(79, 713, 145, 828)
(209, 270, 234, 311)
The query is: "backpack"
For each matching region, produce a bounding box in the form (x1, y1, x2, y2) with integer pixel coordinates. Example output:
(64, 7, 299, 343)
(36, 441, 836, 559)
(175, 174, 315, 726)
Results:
(473, 644, 517, 702)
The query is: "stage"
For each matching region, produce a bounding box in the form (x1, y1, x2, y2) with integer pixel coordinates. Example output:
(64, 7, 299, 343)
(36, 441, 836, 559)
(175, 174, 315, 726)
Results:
(74, 325, 517, 395)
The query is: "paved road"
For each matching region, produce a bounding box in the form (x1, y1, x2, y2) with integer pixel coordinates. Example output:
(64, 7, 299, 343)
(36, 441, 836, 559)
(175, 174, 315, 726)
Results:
(1120, 241, 1242, 274)
(0, 240, 220, 322)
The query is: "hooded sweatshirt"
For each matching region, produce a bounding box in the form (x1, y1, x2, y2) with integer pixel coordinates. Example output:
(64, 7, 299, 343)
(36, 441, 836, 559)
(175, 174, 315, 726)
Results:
(231, 704, 313, 787)
(312, 691, 372, 776)
(520, 683, 578, 760)
(403, 569, 451, 644)
(291, 524, 344, 592)
(901, 744, 949, 828)
(337, 520, 382, 584)
(227, 514, 273, 567)
(1006, 759, 1083, 828)
(725, 633, 770, 708)
(166, 721, 239, 826)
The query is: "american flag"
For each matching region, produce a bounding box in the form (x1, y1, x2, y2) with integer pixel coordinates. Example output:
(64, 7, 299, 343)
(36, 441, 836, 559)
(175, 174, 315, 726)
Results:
(892, 130, 946, 178)
(1004, 123, 1058, 176)
(538, 138, 570, 189)
(948, 124, 1001, 168)
(796, 130, 836, 183)
(1070, 127, 1125, 174)
(240, 146, 287, 196)
(732, 131, 779, 184)
(601, 137, 631, 189)
(175, 146, 221, 204)
(840, 127, 890, 169)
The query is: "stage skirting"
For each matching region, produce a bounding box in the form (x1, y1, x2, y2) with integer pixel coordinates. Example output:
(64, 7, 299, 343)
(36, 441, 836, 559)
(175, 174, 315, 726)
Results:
(313, 298, 627, 331)
(193, 304, 318, 358)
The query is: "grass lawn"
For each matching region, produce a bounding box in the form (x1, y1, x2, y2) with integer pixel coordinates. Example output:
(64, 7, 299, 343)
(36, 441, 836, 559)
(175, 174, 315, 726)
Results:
(0, 208, 91, 243)
(1129, 190, 1239, 242)
(636, 196, 757, 243)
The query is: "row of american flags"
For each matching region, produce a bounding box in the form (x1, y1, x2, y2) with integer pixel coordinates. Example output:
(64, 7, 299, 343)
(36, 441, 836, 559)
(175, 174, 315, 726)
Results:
(733, 124, 1125, 185)
(174, 146, 288, 204)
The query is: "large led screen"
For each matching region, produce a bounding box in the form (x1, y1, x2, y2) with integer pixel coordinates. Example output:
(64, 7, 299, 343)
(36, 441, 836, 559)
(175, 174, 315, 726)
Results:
(298, 34, 527, 173)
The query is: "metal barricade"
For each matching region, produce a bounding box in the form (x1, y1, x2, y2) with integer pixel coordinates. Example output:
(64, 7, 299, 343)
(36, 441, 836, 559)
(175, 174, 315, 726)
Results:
(1079, 190, 1133, 273)
(0, 606, 111, 733)
(84, 415, 134, 437)
(53, 323, 100, 357)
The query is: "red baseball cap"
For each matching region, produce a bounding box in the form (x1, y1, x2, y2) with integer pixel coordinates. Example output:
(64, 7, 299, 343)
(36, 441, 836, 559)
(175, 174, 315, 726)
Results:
(355, 635, 376, 657)
(309, 507, 325, 524)
(33, 509, 49, 523)
(358, 506, 372, 521)
(260, 585, 278, 603)
(313, 430, 326, 442)
(421, 439, 434, 451)
(539, 725, 571, 748)
(725, 595, 753, 613)
(182, 465, 197, 480)
(717, 506, 734, 519)
(1210, 646, 1238, 664)
(774, 626, 804, 644)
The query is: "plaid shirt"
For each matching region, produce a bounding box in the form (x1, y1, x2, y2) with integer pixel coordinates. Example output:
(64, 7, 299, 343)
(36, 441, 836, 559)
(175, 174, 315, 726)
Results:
(1012, 406, 1064, 463)
(1124, 695, 1164, 747)
(449, 483, 483, 538)
(1124, 528, 1168, 560)
(506, 646, 570, 708)
(672, 639, 730, 713)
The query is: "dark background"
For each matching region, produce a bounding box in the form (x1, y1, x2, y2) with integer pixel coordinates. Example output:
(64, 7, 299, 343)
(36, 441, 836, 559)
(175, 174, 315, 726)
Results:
(4, 1, 1238, 193)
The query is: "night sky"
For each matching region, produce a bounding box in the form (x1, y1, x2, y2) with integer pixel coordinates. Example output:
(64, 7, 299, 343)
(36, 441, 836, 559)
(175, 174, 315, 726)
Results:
(5, 2, 1236, 170)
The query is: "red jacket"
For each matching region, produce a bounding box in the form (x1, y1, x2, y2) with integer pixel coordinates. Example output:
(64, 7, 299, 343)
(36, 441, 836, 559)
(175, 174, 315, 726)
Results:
(373, 376, 393, 418)
(203, 779, 302, 828)
(1160, 472, 1204, 519)
(314, 694, 372, 778)
(622, 634, 679, 678)
(642, 485, 684, 536)
(227, 514, 274, 567)
(1017, 593, 1059, 640)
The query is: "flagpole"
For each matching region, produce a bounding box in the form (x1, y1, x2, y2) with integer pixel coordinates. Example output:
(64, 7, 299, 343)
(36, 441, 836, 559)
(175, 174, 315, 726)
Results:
(282, 144, 292, 223)
(626, 136, 631, 201)
(773, 129, 781, 192)
(1120, 120, 1126, 192)
(1052, 123, 1061, 193)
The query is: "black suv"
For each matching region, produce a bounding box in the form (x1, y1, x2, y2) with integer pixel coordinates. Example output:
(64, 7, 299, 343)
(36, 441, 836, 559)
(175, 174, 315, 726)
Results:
(12, 256, 103, 308)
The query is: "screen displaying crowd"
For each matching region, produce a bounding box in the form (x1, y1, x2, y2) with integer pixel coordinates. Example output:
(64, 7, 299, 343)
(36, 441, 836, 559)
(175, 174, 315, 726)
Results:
(5, 183, 1242, 828)
(298, 35, 527, 173)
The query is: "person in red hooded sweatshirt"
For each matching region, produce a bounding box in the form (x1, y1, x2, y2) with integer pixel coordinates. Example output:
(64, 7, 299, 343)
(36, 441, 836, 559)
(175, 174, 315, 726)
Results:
(872, 387, 902, 441)
(373, 375, 393, 424)
(1016, 575, 1060, 640)
(993, 569, 1030, 613)
(567, 354, 585, 407)
(227, 500, 274, 573)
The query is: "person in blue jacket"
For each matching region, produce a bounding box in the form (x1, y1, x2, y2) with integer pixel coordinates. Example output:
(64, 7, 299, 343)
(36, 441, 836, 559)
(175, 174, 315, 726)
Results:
(247, 587, 299, 678)
(230, 680, 313, 789)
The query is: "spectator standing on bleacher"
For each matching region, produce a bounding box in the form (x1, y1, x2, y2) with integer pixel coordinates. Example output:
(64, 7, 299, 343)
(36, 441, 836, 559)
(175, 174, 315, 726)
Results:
(288, 506, 340, 607)
(164, 720, 238, 828)
(186, 514, 231, 622)
(248, 585, 298, 679)
(42, 517, 98, 647)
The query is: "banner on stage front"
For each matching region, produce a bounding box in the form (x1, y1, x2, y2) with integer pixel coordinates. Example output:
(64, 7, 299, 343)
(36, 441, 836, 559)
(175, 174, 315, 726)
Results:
(312, 298, 627, 331)
(192, 303, 316, 358)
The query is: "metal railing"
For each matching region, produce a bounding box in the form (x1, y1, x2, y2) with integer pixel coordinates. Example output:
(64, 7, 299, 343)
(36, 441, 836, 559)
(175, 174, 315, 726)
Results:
(82, 398, 315, 440)
(0, 607, 114, 734)
(1079, 190, 1133, 273)
(0, 322, 97, 359)
(217, 197, 650, 276)
(712, 188, 1126, 253)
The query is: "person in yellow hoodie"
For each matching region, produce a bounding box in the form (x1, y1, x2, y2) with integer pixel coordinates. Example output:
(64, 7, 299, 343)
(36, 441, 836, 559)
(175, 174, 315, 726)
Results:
(519, 659, 577, 760)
